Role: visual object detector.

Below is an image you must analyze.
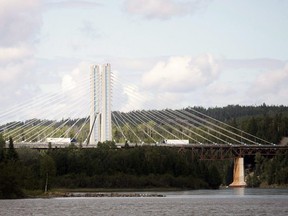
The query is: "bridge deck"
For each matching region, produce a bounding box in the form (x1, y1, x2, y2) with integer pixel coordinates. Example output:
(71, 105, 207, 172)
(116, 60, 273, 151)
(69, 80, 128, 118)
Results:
(7, 142, 288, 160)
(180, 144, 288, 160)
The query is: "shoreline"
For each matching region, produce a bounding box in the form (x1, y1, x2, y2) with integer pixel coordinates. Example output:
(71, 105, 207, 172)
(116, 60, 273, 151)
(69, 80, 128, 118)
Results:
(54, 187, 188, 193)
(34, 191, 166, 198)
(22, 185, 288, 199)
(9, 186, 288, 199)
(26, 187, 194, 199)
(52, 192, 165, 198)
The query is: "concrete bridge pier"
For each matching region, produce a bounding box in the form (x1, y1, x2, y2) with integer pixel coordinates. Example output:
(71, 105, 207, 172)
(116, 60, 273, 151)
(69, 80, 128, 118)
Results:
(229, 157, 246, 187)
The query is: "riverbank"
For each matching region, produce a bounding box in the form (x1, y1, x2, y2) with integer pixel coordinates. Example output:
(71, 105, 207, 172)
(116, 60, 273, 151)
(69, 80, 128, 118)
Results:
(45, 192, 165, 198)
(24, 188, 176, 198)
(13, 185, 288, 199)
(259, 183, 288, 189)
(55, 187, 186, 193)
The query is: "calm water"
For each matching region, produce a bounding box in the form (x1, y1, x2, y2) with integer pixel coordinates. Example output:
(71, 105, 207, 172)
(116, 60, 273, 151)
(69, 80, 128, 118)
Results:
(0, 188, 288, 216)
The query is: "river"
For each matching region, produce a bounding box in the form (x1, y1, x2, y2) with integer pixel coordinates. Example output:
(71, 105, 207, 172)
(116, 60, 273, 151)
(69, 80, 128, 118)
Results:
(0, 188, 288, 215)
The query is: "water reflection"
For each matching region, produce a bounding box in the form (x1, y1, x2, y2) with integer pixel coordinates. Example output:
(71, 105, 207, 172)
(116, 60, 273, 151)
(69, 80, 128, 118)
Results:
(163, 187, 288, 198)
(232, 187, 245, 196)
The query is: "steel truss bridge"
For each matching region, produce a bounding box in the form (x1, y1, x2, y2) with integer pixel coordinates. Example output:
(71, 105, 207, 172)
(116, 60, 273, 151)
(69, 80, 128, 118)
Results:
(9, 142, 288, 160)
(177, 144, 288, 160)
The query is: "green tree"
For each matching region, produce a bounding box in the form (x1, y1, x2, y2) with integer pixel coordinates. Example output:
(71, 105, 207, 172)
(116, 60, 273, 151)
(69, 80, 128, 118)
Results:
(6, 137, 18, 161)
(40, 154, 56, 193)
(124, 140, 130, 148)
(255, 152, 265, 177)
(0, 134, 5, 162)
(207, 165, 222, 189)
(246, 173, 261, 187)
(98, 140, 116, 149)
(0, 162, 24, 198)
(247, 117, 258, 136)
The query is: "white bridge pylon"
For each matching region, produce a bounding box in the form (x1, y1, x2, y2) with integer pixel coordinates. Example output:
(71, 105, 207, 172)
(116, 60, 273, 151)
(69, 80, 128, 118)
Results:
(88, 63, 112, 145)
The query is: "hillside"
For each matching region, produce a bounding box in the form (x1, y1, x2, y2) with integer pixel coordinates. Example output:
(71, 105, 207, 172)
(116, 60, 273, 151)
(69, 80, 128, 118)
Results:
(1, 104, 288, 144)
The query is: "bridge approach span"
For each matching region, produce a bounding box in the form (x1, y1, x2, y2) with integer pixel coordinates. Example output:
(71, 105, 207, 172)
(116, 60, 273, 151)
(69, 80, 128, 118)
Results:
(8, 142, 288, 160)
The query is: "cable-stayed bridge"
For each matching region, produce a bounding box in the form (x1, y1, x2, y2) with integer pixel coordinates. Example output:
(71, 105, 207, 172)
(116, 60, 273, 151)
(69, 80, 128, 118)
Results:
(1, 63, 288, 187)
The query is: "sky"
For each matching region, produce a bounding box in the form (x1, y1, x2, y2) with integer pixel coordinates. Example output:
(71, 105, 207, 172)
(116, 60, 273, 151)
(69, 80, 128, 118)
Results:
(0, 0, 288, 121)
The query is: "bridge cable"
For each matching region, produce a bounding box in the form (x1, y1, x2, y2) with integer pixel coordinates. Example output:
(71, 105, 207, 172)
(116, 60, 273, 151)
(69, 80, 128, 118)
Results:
(187, 107, 273, 145)
(118, 111, 157, 143)
(111, 112, 127, 141)
(180, 109, 259, 145)
(162, 109, 219, 144)
(146, 110, 201, 144)
(129, 111, 167, 141)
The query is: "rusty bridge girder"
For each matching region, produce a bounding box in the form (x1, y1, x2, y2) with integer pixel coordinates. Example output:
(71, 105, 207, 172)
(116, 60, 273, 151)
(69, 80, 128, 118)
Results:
(176, 145, 288, 160)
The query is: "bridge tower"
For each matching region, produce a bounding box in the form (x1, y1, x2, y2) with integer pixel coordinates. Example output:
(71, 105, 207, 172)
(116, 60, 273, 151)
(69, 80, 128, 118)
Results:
(89, 63, 112, 145)
(229, 157, 246, 187)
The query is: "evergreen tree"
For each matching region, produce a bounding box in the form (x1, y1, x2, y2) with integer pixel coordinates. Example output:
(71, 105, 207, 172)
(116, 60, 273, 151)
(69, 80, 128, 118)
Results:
(0, 162, 24, 198)
(0, 134, 5, 162)
(40, 154, 56, 193)
(6, 137, 18, 161)
(207, 165, 222, 189)
(247, 117, 258, 136)
(246, 173, 261, 187)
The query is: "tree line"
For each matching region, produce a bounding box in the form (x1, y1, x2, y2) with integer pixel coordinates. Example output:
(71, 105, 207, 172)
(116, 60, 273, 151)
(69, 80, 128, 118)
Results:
(1, 137, 288, 199)
(0, 137, 225, 198)
(246, 152, 288, 187)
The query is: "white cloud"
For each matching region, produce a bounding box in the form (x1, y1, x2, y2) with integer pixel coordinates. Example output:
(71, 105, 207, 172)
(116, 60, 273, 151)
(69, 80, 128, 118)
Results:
(0, 46, 33, 62)
(60, 61, 90, 95)
(0, 0, 43, 117)
(113, 57, 158, 72)
(61, 74, 76, 92)
(205, 82, 236, 96)
(0, 59, 35, 83)
(121, 85, 148, 112)
(0, 60, 91, 123)
(45, 0, 101, 9)
(57, 62, 90, 118)
(222, 58, 285, 71)
(123, 0, 212, 19)
(111, 54, 222, 111)
(249, 64, 288, 104)
(0, 0, 42, 46)
(80, 21, 101, 40)
(142, 54, 220, 93)
(145, 92, 187, 110)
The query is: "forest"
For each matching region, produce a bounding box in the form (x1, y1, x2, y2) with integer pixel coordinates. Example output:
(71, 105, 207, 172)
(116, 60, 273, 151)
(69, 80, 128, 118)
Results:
(1, 104, 288, 199)
(0, 138, 225, 199)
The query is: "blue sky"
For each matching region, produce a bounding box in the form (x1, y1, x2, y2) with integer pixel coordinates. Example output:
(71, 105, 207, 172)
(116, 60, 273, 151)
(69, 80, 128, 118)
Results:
(0, 0, 288, 119)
